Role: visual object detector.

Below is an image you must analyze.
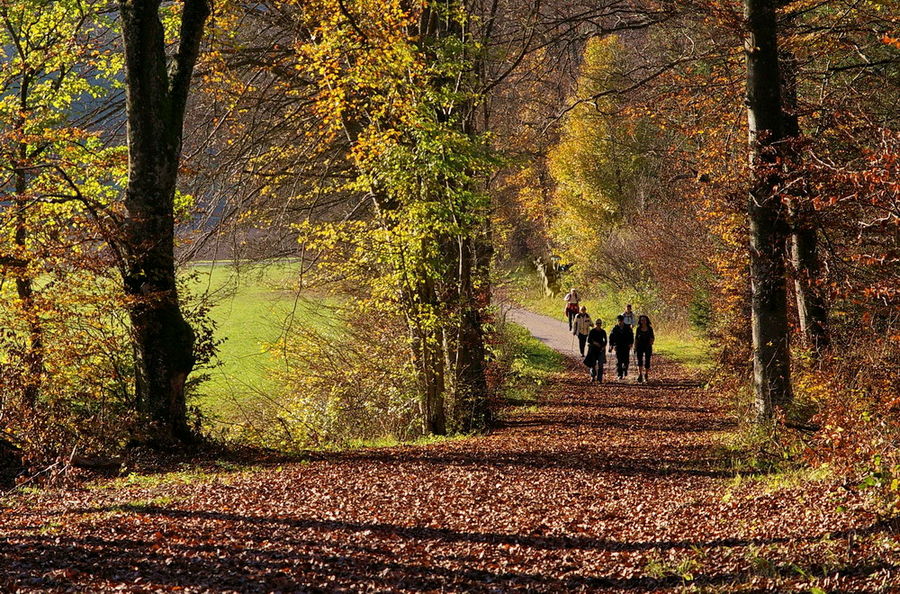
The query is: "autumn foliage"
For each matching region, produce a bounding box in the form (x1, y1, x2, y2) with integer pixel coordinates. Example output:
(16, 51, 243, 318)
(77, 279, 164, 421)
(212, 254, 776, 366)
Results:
(494, 0, 898, 505)
(0, 0, 894, 518)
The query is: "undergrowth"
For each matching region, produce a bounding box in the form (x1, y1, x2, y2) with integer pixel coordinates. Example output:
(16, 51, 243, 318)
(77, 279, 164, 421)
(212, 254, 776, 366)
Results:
(489, 320, 565, 418)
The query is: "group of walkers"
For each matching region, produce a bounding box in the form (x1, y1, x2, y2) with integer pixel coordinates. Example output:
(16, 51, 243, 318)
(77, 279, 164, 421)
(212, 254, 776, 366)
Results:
(564, 288, 655, 384)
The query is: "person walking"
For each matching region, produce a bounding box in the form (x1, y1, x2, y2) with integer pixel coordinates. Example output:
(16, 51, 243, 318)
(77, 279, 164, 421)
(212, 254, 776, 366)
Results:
(635, 315, 655, 383)
(563, 288, 580, 331)
(621, 303, 636, 329)
(608, 314, 634, 380)
(572, 306, 593, 356)
(583, 319, 607, 382)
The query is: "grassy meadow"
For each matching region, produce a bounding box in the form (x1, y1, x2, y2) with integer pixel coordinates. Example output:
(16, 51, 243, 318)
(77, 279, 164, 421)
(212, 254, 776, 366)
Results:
(185, 262, 340, 431)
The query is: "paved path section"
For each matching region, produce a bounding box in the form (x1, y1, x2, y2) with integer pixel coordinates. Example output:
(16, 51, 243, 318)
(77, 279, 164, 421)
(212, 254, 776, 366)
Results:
(0, 311, 891, 592)
(505, 306, 582, 358)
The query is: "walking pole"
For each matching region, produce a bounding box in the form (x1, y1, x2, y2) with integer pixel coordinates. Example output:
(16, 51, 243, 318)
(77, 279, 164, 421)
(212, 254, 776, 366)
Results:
(607, 349, 612, 380)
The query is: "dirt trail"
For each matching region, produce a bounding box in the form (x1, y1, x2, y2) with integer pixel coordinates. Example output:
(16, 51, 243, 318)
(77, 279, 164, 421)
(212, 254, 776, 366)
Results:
(1, 311, 895, 592)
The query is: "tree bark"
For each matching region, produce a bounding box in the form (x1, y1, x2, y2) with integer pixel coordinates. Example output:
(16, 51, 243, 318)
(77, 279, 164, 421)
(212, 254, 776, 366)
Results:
(119, 0, 210, 444)
(744, 0, 793, 419)
(789, 213, 830, 353)
(407, 270, 447, 436)
(453, 232, 491, 432)
(13, 71, 42, 407)
(14, 166, 42, 407)
(419, 1, 491, 433)
(370, 188, 449, 437)
(780, 51, 830, 355)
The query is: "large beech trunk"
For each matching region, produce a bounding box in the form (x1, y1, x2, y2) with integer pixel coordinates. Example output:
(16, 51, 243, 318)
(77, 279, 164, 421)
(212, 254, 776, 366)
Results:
(119, 0, 210, 443)
(781, 52, 830, 355)
(744, 0, 793, 419)
(453, 232, 491, 432)
(418, 2, 490, 433)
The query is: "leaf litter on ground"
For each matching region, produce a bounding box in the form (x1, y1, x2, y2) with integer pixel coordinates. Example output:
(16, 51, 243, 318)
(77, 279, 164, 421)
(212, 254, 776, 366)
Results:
(1, 355, 898, 592)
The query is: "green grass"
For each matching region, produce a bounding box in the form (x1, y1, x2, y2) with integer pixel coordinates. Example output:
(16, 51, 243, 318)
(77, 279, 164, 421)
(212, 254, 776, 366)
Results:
(184, 261, 338, 424)
(654, 333, 714, 373)
(85, 461, 263, 492)
(183, 261, 569, 446)
(499, 323, 566, 415)
(514, 323, 567, 375)
(87, 467, 220, 490)
(343, 433, 473, 450)
(107, 496, 178, 512)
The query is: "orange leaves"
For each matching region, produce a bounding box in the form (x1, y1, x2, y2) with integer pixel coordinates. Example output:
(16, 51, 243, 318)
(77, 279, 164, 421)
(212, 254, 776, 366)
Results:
(881, 34, 900, 49)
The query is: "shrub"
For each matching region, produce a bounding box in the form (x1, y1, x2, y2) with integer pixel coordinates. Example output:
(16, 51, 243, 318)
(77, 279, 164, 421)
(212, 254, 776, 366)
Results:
(267, 302, 421, 449)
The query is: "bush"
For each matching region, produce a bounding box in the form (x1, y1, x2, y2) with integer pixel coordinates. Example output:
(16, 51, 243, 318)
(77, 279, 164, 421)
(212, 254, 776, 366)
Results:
(487, 314, 565, 411)
(0, 271, 221, 479)
(266, 302, 421, 449)
(688, 287, 713, 333)
(804, 318, 900, 516)
(0, 271, 135, 477)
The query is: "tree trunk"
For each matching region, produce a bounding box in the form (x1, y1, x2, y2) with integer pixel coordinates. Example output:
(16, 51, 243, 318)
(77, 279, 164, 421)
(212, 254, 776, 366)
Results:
(13, 75, 42, 406)
(453, 232, 491, 431)
(14, 168, 42, 407)
(420, 0, 491, 433)
(119, 0, 210, 444)
(407, 272, 447, 436)
(789, 215, 830, 353)
(744, 0, 793, 419)
(371, 189, 449, 436)
(780, 51, 830, 355)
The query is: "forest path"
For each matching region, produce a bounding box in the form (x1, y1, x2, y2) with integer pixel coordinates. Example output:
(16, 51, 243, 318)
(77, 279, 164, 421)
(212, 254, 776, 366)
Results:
(0, 312, 891, 592)
(505, 306, 583, 355)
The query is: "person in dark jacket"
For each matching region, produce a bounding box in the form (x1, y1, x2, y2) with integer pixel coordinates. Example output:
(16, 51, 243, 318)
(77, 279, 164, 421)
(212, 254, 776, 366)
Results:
(583, 319, 607, 382)
(634, 315, 655, 383)
(608, 315, 634, 379)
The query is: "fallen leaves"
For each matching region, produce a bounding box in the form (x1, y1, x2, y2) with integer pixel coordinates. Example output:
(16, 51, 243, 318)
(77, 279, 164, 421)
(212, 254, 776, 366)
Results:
(1, 357, 897, 592)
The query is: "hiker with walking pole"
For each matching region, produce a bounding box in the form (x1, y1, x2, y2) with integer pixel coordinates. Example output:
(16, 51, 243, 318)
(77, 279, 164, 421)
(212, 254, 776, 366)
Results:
(563, 288, 580, 331)
(572, 306, 592, 356)
(635, 315, 655, 383)
(583, 319, 607, 382)
(609, 314, 634, 380)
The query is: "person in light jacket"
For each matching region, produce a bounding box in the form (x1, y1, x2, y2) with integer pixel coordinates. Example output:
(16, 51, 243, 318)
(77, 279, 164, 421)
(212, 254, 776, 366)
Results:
(572, 306, 593, 356)
(621, 303, 636, 329)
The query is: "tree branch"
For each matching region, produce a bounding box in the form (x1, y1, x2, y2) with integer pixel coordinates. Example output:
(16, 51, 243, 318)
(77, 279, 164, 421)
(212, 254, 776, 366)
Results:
(169, 0, 211, 128)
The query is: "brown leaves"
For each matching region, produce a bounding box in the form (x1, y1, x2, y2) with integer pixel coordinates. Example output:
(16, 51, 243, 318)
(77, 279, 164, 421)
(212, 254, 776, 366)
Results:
(1, 356, 897, 592)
